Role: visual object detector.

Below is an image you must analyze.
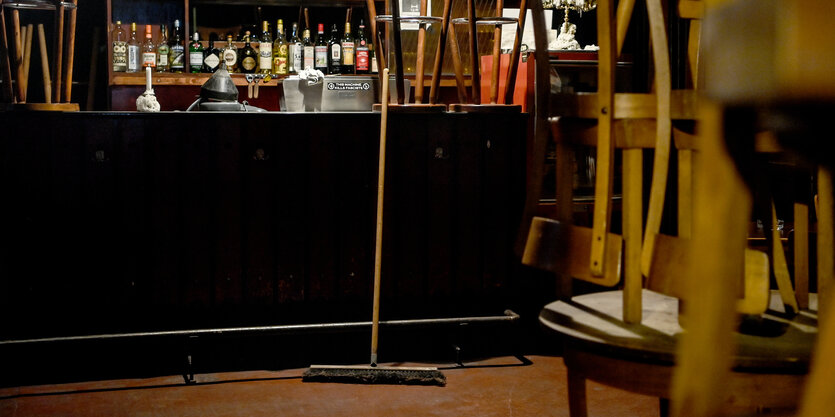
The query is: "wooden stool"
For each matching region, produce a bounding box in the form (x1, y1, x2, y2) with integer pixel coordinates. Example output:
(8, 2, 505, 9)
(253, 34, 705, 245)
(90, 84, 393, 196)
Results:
(1, 0, 79, 109)
(446, 0, 526, 112)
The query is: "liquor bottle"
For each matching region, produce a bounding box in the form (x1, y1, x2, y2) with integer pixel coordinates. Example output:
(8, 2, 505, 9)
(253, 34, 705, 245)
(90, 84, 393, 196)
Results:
(111, 20, 127, 72)
(141, 24, 156, 69)
(126, 22, 140, 73)
(355, 20, 370, 74)
(327, 24, 341, 74)
(169, 19, 185, 73)
(302, 27, 314, 71)
(156, 24, 170, 72)
(288, 22, 302, 74)
(222, 35, 238, 72)
(202, 34, 221, 73)
(341, 22, 355, 74)
(259, 21, 273, 74)
(189, 32, 204, 73)
(314, 24, 328, 73)
(239, 31, 258, 74)
(272, 19, 288, 75)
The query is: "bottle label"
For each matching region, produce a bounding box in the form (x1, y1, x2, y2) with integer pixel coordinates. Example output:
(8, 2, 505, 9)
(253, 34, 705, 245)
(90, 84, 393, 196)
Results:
(158, 50, 169, 66)
(127, 45, 140, 71)
(171, 45, 185, 69)
(314, 46, 327, 68)
(290, 43, 302, 72)
(356, 49, 369, 72)
(274, 56, 288, 74)
(112, 41, 127, 71)
(330, 44, 341, 61)
(142, 51, 156, 67)
(242, 56, 257, 71)
(304, 46, 315, 70)
(342, 42, 354, 65)
(223, 49, 237, 67)
(259, 42, 272, 70)
(190, 51, 203, 67)
(204, 53, 220, 70)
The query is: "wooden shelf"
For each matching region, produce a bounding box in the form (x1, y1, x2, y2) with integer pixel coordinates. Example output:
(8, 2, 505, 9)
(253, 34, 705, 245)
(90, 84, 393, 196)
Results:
(110, 72, 468, 87)
(111, 72, 286, 87)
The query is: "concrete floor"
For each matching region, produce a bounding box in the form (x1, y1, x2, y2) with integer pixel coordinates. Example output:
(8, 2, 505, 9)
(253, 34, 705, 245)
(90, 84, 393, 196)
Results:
(0, 355, 660, 416)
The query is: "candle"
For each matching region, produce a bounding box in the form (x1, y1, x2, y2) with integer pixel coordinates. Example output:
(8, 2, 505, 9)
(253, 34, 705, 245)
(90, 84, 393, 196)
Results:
(145, 66, 152, 91)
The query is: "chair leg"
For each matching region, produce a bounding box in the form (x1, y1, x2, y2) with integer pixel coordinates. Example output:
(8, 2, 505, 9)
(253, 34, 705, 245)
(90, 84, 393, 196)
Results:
(1, 6, 16, 102)
(794, 202, 809, 310)
(567, 366, 588, 417)
(623, 148, 643, 324)
(818, 167, 834, 316)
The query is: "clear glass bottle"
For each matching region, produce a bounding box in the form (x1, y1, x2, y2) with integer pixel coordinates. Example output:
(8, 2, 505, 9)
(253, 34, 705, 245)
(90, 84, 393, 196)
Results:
(189, 32, 204, 73)
(259, 21, 273, 74)
(141, 24, 156, 69)
(341, 22, 355, 74)
(169, 19, 185, 73)
(156, 24, 170, 72)
(222, 34, 238, 72)
(126, 22, 140, 73)
(202, 34, 221, 73)
(314, 23, 328, 73)
(272, 19, 288, 75)
(288, 22, 302, 74)
(302, 28, 314, 71)
(111, 20, 127, 72)
(355, 20, 370, 75)
(239, 31, 258, 73)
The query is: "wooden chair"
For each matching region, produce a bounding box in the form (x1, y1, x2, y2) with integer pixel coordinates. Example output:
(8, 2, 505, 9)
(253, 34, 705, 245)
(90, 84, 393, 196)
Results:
(446, 0, 527, 112)
(522, 0, 652, 322)
(524, 0, 822, 415)
(1, 0, 79, 109)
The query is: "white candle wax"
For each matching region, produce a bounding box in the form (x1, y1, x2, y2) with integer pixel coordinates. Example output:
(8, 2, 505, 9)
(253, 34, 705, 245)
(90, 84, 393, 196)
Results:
(145, 66, 152, 91)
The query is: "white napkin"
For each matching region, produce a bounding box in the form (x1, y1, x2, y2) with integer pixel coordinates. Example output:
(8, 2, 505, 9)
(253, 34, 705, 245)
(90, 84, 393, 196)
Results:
(297, 69, 325, 86)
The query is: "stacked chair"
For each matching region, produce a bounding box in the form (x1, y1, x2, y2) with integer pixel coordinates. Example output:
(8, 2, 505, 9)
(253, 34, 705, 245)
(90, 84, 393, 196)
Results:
(522, 0, 825, 415)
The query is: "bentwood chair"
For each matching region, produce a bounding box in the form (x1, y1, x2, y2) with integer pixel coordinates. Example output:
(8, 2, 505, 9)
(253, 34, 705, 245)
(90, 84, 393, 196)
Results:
(1, 0, 79, 108)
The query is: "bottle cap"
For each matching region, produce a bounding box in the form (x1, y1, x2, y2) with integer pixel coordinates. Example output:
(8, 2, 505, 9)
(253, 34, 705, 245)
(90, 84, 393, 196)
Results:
(193, 32, 199, 40)
(318, 23, 324, 32)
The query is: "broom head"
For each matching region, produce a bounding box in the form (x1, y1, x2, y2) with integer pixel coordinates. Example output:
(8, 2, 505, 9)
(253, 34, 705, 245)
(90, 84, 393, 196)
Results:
(302, 364, 446, 386)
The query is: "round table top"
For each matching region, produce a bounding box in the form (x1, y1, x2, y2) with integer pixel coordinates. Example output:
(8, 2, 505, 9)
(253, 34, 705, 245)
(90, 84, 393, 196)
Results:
(539, 290, 818, 372)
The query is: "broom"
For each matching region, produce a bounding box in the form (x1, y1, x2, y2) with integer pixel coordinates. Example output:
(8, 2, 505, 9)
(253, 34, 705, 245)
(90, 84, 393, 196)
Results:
(302, 68, 446, 386)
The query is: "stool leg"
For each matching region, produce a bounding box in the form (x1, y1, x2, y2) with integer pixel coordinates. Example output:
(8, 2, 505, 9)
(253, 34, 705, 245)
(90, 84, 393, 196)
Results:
(64, 0, 79, 103)
(428, 0, 452, 104)
(52, 3, 65, 103)
(0, 6, 13, 102)
(413, 0, 429, 103)
(447, 23, 468, 104)
(466, 0, 479, 104)
(489, 0, 503, 104)
(503, 0, 527, 105)
(12, 9, 24, 102)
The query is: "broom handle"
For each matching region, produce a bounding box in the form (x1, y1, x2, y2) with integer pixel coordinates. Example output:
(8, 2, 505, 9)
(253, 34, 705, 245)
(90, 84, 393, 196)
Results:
(371, 68, 390, 367)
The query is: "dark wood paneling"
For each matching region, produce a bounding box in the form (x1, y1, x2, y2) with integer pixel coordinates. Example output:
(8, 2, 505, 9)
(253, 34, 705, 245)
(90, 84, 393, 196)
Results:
(0, 111, 527, 334)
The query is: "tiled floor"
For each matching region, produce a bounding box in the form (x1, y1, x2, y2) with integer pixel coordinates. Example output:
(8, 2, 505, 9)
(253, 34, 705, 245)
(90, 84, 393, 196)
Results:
(0, 355, 660, 416)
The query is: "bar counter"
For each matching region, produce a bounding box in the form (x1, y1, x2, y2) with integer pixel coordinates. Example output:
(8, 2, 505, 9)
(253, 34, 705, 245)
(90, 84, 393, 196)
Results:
(0, 110, 528, 341)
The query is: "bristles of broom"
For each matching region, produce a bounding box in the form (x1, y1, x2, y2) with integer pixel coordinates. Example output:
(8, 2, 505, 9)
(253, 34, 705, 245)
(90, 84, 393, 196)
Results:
(302, 365, 446, 386)
(301, 68, 446, 387)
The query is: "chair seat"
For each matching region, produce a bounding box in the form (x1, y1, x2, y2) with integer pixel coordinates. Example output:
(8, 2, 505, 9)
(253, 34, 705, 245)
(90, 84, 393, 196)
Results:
(540, 289, 817, 371)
